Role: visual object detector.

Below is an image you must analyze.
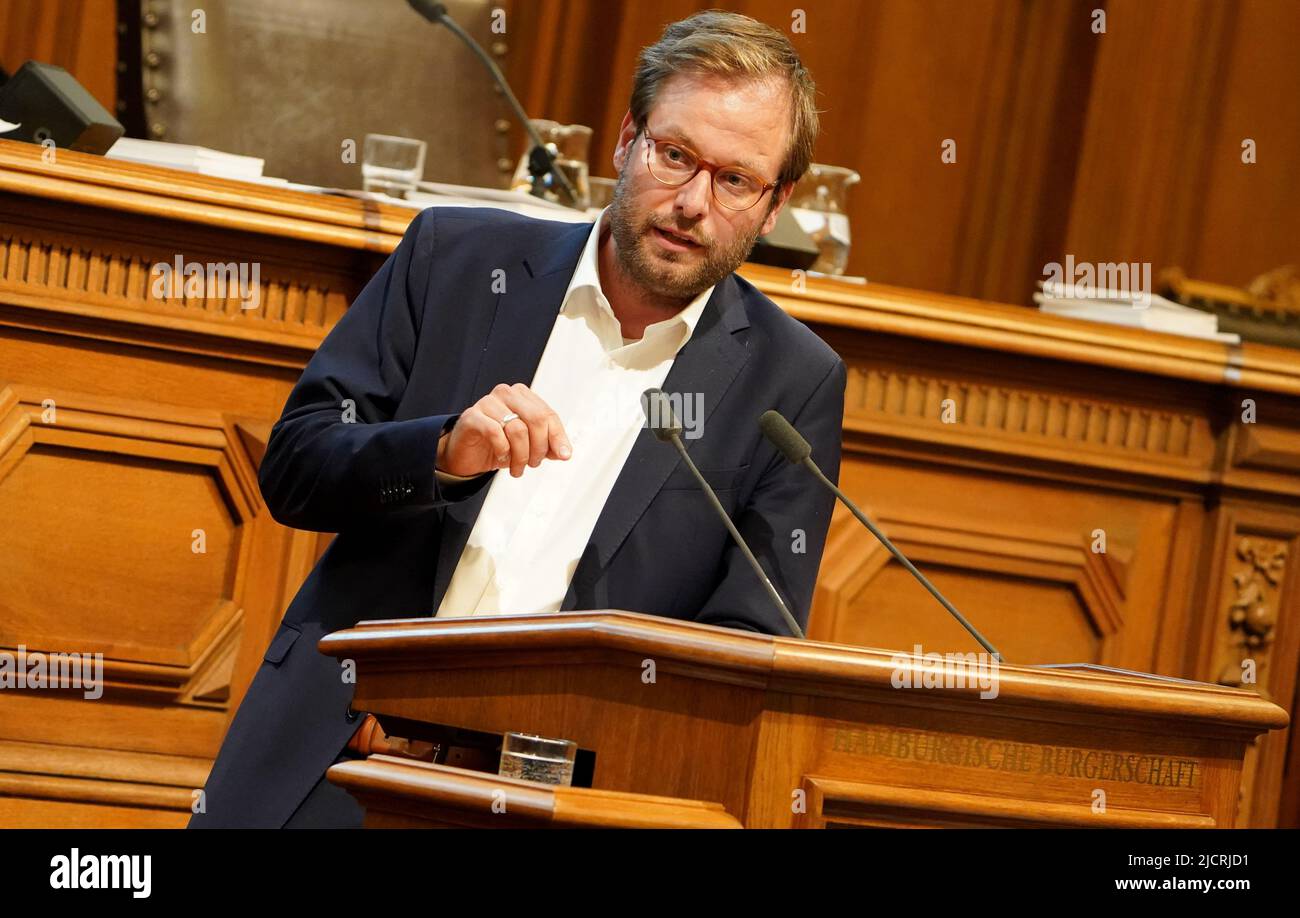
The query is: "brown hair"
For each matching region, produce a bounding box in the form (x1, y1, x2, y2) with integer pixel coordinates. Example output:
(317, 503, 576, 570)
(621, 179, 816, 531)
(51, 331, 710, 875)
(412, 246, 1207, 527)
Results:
(629, 10, 819, 189)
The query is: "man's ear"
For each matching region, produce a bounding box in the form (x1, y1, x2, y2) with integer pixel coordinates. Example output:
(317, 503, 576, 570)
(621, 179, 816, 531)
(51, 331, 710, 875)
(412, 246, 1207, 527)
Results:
(611, 111, 636, 174)
(759, 181, 795, 237)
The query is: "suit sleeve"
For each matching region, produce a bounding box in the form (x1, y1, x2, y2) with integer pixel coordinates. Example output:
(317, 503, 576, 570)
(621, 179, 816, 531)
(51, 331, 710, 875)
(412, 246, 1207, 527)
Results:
(692, 357, 847, 636)
(257, 208, 492, 532)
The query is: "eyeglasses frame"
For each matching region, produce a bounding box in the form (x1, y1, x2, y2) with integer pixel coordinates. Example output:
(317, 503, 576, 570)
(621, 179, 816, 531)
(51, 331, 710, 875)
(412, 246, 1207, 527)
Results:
(639, 127, 779, 212)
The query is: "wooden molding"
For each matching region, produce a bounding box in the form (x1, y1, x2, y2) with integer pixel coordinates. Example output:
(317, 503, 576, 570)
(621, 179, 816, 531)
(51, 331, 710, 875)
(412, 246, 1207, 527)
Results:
(814, 510, 1129, 649)
(321, 610, 1287, 738)
(328, 755, 744, 829)
(797, 775, 1215, 829)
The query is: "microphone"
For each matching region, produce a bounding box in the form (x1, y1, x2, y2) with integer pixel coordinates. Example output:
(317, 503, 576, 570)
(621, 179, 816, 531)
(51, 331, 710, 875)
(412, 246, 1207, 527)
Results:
(405, 0, 580, 206)
(642, 389, 805, 639)
(406, 0, 448, 19)
(759, 410, 1004, 661)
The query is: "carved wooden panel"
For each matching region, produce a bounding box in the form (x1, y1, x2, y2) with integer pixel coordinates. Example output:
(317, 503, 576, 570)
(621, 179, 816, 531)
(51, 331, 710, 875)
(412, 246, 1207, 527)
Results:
(0, 379, 316, 825)
(811, 453, 1177, 671)
(1194, 509, 1300, 827)
(0, 154, 354, 825)
(0, 196, 364, 363)
(845, 365, 1209, 466)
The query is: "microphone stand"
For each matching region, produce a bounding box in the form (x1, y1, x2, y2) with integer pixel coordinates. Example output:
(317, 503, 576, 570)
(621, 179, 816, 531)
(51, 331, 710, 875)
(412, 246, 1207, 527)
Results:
(410, 1, 581, 207)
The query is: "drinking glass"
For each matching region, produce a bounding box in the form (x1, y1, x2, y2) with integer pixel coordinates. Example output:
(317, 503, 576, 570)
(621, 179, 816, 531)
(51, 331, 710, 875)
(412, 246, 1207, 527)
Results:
(789, 163, 861, 275)
(498, 732, 577, 786)
(362, 133, 427, 198)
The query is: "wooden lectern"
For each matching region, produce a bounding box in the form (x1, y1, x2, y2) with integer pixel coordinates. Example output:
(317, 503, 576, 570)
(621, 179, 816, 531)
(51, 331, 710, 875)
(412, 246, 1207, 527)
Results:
(321, 611, 1287, 828)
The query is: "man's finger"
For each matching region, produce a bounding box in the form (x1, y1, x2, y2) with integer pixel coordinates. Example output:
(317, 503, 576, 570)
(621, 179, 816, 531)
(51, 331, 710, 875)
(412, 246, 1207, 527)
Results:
(504, 385, 551, 468)
(502, 414, 530, 476)
(547, 420, 572, 460)
(469, 398, 512, 467)
(512, 384, 572, 463)
(504, 384, 569, 467)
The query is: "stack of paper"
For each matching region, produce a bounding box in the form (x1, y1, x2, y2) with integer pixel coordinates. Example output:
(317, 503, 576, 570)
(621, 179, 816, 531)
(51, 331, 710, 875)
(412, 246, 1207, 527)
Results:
(105, 138, 265, 180)
(1035, 280, 1239, 343)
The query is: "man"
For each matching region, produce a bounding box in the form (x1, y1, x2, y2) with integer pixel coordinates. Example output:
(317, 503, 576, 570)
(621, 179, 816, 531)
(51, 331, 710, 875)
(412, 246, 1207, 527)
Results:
(190, 10, 845, 829)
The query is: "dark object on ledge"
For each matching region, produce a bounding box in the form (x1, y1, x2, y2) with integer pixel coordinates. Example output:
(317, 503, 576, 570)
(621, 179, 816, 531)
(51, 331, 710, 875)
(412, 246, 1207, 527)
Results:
(750, 206, 821, 271)
(0, 61, 124, 155)
(1162, 266, 1300, 350)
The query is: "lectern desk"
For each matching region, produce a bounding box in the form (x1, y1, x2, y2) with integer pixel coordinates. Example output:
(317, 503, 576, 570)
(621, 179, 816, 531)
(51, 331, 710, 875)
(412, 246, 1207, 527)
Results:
(320, 610, 1287, 828)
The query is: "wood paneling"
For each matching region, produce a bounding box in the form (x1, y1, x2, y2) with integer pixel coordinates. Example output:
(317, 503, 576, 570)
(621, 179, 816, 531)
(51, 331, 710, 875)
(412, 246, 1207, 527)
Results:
(507, 0, 1300, 305)
(8, 0, 1298, 302)
(0, 0, 116, 109)
(509, 0, 1100, 301)
(3, 113, 1300, 827)
(0, 140, 380, 827)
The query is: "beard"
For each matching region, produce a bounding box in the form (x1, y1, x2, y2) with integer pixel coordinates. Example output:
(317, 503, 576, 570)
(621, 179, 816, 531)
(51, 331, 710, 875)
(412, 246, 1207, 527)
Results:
(606, 167, 769, 303)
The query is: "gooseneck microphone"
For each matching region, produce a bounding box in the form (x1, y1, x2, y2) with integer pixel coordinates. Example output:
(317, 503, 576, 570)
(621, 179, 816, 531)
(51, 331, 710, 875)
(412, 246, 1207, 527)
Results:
(405, 0, 580, 206)
(759, 409, 1003, 661)
(643, 389, 806, 639)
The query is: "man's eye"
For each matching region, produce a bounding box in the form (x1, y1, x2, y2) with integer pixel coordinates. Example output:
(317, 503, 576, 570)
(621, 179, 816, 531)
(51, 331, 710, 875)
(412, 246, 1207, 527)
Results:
(664, 146, 687, 163)
(720, 171, 754, 189)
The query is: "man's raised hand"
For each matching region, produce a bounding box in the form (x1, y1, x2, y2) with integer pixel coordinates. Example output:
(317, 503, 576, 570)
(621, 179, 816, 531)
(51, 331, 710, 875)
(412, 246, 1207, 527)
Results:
(436, 383, 572, 478)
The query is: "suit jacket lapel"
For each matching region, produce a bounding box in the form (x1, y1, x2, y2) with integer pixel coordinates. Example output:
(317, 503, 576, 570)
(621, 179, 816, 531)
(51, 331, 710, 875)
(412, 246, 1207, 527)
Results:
(561, 274, 751, 609)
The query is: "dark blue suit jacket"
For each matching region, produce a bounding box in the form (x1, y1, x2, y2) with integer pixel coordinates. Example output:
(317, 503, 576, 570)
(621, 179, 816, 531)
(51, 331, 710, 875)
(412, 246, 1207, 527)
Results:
(190, 206, 845, 827)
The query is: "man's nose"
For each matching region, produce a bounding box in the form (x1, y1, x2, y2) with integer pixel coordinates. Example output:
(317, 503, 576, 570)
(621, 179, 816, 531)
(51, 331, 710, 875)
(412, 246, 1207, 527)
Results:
(674, 170, 712, 220)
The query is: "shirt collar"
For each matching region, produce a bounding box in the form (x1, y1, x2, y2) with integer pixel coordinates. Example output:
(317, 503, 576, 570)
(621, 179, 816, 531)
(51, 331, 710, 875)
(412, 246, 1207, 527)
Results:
(560, 207, 715, 348)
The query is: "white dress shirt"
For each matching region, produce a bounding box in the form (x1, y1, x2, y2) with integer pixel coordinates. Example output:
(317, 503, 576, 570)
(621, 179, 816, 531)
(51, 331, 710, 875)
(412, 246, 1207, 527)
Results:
(435, 209, 715, 617)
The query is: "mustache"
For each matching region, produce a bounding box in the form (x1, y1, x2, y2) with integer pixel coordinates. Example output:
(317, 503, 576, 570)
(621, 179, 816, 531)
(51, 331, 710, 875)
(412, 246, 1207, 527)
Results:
(646, 219, 709, 247)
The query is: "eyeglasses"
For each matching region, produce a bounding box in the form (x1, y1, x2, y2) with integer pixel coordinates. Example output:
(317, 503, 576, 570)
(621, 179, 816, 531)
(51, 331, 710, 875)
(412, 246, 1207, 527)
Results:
(641, 129, 778, 212)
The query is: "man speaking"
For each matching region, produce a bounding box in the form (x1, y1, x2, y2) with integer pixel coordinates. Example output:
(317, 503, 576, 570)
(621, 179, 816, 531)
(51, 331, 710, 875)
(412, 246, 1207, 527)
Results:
(191, 10, 846, 828)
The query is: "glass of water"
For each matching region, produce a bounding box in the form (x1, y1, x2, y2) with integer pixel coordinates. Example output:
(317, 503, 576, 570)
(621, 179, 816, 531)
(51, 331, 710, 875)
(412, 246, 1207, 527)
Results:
(362, 133, 427, 198)
(788, 162, 860, 275)
(498, 732, 577, 786)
